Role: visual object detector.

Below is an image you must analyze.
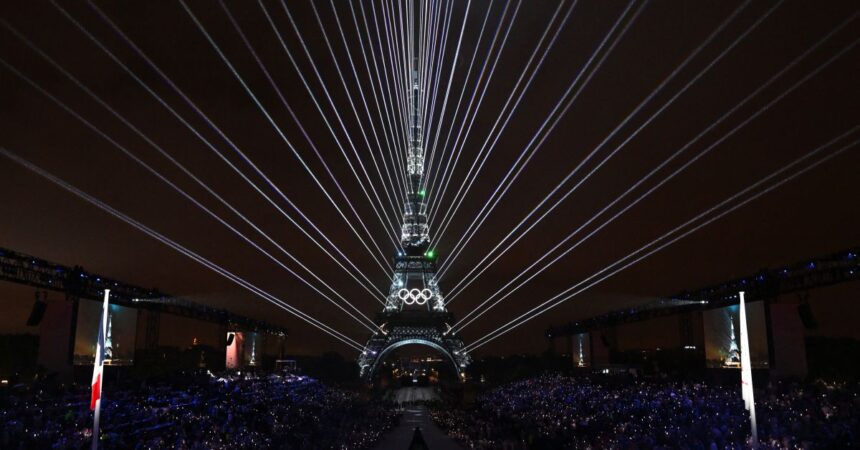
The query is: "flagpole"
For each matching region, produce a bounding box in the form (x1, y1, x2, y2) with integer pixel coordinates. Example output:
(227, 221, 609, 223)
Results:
(739, 291, 758, 448)
(91, 289, 109, 450)
(91, 394, 101, 450)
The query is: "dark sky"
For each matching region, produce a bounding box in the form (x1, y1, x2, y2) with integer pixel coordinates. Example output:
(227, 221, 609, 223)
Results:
(1, 0, 858, 357)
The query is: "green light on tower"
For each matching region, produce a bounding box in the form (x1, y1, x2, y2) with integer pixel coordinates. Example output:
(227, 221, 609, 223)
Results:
(418, 190, 426, 197)
(425, 249, 435, 259)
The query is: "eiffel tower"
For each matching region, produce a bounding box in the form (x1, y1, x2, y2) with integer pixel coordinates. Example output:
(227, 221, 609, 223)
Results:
(357, 68, 470, 381)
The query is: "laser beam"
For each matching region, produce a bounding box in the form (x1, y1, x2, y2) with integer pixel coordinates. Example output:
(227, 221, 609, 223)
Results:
(442, 0, 760, 293)
(464, 131, 859, 352)
(1, 148, 369, 352)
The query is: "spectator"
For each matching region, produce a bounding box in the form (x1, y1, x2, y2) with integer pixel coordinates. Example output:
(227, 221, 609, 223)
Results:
(431, 374, 859, 449)
(0, 371, 398, 449)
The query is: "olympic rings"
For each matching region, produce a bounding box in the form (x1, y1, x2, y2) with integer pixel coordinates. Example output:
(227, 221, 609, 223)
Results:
(397, 288, 433, 305)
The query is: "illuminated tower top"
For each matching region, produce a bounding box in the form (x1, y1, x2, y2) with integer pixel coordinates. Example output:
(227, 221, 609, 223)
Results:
(407, 67, 423, 183)
(401, 65, 429, 250)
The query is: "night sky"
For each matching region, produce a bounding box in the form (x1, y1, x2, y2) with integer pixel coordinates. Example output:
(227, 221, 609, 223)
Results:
(1, 0, 858, 356)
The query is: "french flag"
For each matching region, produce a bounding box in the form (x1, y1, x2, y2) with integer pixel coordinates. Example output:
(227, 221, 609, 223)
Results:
(90, 290, 110, 411)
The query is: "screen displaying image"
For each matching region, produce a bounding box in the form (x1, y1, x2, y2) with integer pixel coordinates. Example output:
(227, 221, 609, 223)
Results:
(573, 332, 590, 367)
(703, 301, 769, 369)
(74, 300, 138, 366)
(225, 331, 264, 369)
(243, 332, 262, 367)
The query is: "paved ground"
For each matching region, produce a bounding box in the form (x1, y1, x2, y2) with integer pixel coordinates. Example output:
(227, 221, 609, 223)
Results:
(373, 403, 463, 450)
(388, 386, 441, 404)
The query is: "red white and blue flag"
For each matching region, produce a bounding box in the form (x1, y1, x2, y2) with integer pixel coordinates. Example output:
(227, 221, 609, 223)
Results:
(90, 289, 110, 411)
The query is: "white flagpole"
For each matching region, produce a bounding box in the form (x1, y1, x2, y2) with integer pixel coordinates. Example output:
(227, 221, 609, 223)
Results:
(91, 289, 109, 450)
(739, 291, 758, 448)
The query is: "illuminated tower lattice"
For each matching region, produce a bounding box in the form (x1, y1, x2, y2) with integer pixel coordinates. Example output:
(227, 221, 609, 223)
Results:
(357, 67, 470, 380)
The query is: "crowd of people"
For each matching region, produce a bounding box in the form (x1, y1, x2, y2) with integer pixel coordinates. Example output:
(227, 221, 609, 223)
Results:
(4, 368, 859, 449)
(431, 374, 859, 449)
(1, 371, 398, 449)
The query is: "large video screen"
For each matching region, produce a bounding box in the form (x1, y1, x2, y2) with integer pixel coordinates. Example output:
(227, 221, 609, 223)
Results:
(572, 332, 590, 368)
(703, 301, 769, 369)
(225, 332, 263, 369)
(74, 301, 138, 366)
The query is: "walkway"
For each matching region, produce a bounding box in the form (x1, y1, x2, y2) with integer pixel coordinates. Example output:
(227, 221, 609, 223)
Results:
(389, 386, 440, 404)
(373, 405, 463, 450)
